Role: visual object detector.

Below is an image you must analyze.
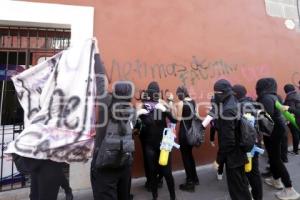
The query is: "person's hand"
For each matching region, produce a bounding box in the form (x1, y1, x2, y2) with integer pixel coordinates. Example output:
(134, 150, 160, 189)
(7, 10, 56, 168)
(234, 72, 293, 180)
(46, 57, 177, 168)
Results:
(167, 93, 174, 102)
(210, 141, 215, 147)
(155, 103, 167, 112)
(132, 128, 140, 136)
(93, 37, 99, 53)
(281, 105, 289, 112)
(159, 99, 169, 107)
(137, 109, 149, 117)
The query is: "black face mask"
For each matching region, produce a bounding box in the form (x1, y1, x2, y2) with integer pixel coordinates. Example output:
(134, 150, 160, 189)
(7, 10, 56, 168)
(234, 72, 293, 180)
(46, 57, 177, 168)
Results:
(214, 92, 228, 104)
(177, 93, 185, 101)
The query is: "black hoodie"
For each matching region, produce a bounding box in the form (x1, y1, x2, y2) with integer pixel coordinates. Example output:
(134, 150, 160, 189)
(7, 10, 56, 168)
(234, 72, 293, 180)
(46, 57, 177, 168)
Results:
(288, 107, 300, 128)
(256, 78, 287, 137)
(214, 80, 247, 168)
(284, 90, 300, 110)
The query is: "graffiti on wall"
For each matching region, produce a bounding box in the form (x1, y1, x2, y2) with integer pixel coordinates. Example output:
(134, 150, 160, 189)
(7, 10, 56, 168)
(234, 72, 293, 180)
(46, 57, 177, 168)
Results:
(107, 56, 239, 86)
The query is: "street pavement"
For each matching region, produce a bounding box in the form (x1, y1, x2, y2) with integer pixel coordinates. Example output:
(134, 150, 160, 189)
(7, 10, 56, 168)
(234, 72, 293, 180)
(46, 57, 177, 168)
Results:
(2, 151, 300, 200)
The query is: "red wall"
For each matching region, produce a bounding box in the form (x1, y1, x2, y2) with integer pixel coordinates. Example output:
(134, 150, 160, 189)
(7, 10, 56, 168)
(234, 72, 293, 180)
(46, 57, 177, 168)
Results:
(23, 0, 300, 176)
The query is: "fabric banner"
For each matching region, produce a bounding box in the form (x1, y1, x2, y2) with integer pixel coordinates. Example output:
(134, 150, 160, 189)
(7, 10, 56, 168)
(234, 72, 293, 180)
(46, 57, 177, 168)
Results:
(5, 39, 96, 163)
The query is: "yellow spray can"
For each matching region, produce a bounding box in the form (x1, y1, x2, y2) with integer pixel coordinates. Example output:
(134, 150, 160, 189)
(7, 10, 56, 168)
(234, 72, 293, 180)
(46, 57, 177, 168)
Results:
(245, 153, 252, 173)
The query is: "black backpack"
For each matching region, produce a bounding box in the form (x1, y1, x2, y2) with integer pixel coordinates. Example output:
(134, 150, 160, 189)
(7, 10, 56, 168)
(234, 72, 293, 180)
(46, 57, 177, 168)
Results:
(182, 100, 205, 147)
(95, 101, 135, 169)
(237, 112, 257, 152)
(255, 110, 274, 137)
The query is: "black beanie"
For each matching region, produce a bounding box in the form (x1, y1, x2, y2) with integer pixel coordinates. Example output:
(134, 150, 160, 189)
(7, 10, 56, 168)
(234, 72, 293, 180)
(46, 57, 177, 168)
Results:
(232, 84, 247, 100)
(256, 78, 277, 97)
(147, 81, 160, 101)
(214, 79, 232, 92)
(284, 84, 295, 94)
(113, 81, 133, 100)
(213, 79, 233, 103)
(176, 86, 189, 97)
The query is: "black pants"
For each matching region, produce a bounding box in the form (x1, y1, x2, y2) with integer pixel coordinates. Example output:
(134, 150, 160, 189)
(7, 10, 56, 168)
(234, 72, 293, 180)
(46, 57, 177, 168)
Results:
(289, 124, 300, 153)
(218, 162, 225, 175)
(61, 172, 72, 193)
(264, 135, 292, 187)
(91, 165, 132, 200)
(179, 134, 199, 183)
(30, 160, 64, 200)
(226, 165, 252, 200)
(281, 131, 288, 162)
(246, 155, 263, 200)
(144, 144, 175, 199)
(140, 138, 150, 183)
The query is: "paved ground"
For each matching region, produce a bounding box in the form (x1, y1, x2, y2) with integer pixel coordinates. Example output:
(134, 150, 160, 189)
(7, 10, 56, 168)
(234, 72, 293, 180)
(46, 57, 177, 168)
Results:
(2, 151, 300, 200)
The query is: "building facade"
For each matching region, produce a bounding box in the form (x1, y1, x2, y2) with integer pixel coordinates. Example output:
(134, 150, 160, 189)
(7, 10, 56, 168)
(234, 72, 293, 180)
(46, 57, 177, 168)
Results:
(0, 0, 300, 190)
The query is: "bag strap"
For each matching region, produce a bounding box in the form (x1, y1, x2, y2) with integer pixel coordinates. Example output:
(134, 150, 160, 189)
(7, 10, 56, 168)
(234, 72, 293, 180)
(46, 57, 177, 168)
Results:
(182, 118, 188, 132)
(181, 100, 196, 132)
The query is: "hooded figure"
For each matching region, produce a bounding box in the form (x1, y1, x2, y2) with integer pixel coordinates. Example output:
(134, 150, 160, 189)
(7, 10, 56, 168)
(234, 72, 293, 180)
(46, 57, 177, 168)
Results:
(146, 81, 160, 102)
(213, 79, 234, 104)
(175, 86, 199, 192)
(284, 84, 300, 111)
(256, 78, 300, 200)
(91, 81, 135, 200)
(232, 84, 254, 102)
(284, 84, 300, 155)
(256, 78, 277, 97)
(233, 84, 263, 200)
(232, 84, 257, 114)
(213, 79, 252, 200)
(138, 82, 177, 200)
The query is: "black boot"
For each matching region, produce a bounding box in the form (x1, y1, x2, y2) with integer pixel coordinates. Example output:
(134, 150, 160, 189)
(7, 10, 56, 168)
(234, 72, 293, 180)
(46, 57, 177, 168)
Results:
(65, 191, 73, 200)
(194, 178, 199, 185)
(144, 181, 151, 192)
(158, 178, 163, 188)
(179, 182, 195, 192)
(152, 192, 158, 200)
(170, 191, 176, 200)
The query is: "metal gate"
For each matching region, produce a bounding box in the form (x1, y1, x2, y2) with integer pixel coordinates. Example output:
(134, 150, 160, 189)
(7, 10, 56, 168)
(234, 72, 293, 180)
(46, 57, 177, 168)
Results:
(0, 25, 70, 191)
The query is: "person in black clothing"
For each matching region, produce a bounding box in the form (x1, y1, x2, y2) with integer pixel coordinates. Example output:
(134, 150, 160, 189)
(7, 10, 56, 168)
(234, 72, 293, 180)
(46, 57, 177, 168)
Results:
(29, 160, 65, 200)
(137, 81, 177, 200)
(232, 84, 263, 200)
(277, 94, 289, 163)
(175, 86, 199, 192)
(91, 39, 134, 200)
(213, 79, 252, 200)
(210, 118, 225, 181)
(135, 91, 163, 191)
(283, 84, 300, 155)
(256, 78, 299, 200)
(59, 164, 73, 200)
(208, 96, 225, 181)
(91, 81, 134, 200)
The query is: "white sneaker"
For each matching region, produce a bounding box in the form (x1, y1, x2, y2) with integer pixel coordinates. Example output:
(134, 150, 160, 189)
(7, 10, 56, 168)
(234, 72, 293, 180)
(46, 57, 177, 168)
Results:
(217, 173, 223, 181)
(276, 188, 300, 200)
(265, 177, 284, 190)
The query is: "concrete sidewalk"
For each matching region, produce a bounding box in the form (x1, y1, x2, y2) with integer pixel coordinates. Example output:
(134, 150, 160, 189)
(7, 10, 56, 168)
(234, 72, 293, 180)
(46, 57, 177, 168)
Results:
(2, 152, 300, 200)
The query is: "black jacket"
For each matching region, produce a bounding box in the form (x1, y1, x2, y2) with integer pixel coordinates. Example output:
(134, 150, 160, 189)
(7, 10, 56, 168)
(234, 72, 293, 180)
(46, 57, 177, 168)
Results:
(256, 78, 287, 138)
(289, 107, 300, 128)
(239, 97, 256, 114)
(139, 102, 177, 149)
(284, 91, 300, 110)
(216, 95, 247, 168)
